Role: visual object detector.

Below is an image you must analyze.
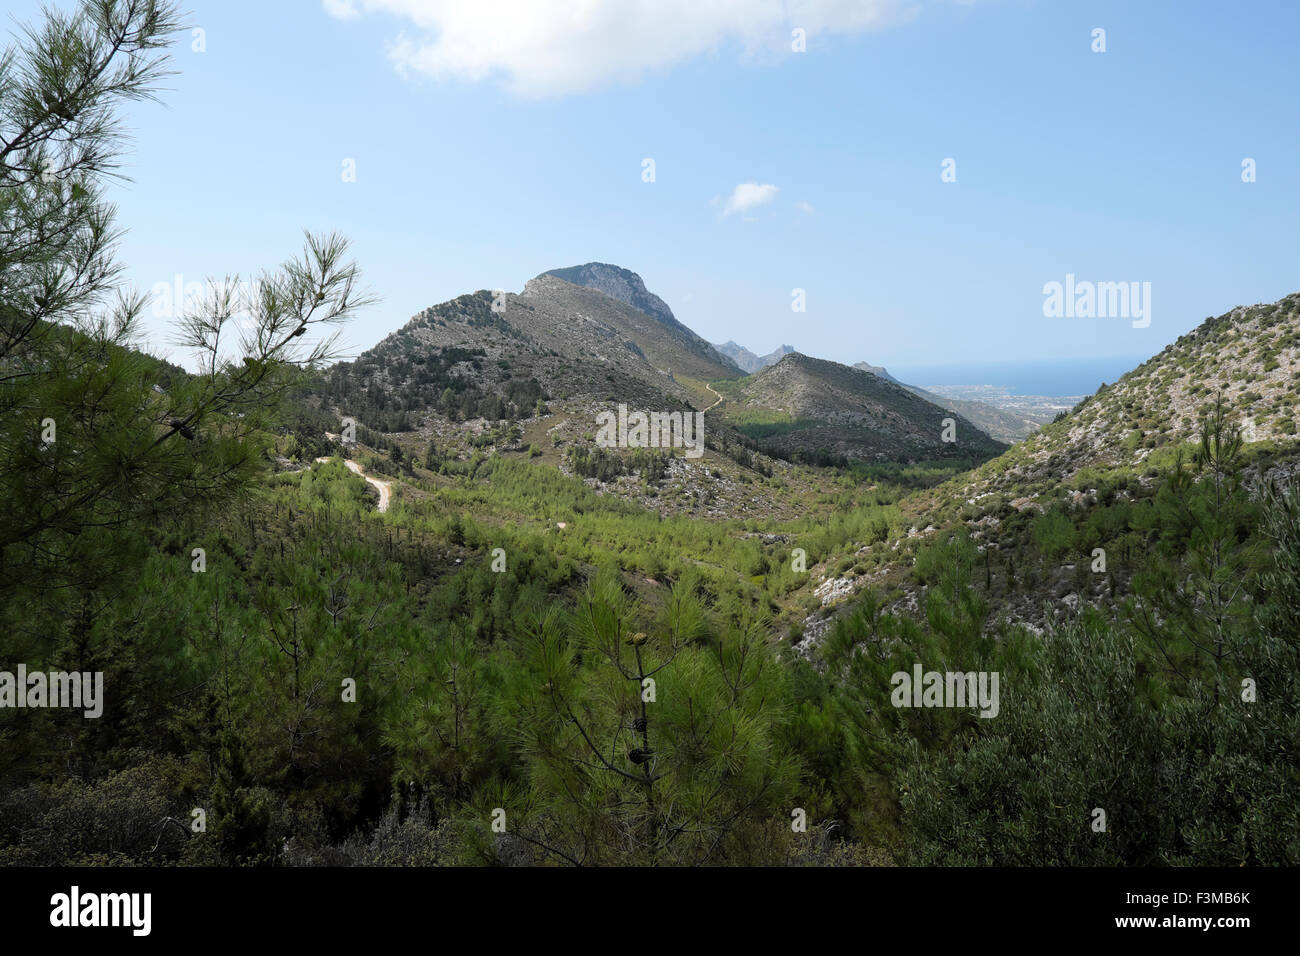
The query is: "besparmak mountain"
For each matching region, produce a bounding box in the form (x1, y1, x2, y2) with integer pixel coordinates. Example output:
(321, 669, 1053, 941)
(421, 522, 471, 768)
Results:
(541, 262, 742, 374)
(317, 268, 741, 430)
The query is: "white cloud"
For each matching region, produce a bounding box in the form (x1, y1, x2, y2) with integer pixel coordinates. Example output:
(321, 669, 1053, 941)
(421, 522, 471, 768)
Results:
(323, 0, 922, 97)
(796, 199, 814, 214)
(723, 182, 779, 216)
(323, 0, 361, 20)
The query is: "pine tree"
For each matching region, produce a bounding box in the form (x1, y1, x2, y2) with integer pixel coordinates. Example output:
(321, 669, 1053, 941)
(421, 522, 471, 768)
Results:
(0, 1, 372, 639)
(501, 570, 800, 865)
(1127, 396, 1260, 701)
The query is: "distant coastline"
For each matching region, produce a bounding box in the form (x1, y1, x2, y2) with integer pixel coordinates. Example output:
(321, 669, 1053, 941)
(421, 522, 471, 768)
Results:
(888, 356, 1149, 398)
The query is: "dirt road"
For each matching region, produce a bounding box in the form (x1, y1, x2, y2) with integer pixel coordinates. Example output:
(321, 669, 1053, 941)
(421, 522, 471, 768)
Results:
(313, 456, 392, 512)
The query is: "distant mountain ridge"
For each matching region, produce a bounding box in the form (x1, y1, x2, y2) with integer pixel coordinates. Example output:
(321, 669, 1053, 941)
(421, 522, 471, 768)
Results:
(316, 264, 1015, 469)
(852, 361, 902, 384)
(849, 363, 1044, 444)
(712, 354, 1045, 443)
(715, 341, 795, 373)
(847, 361, 1045, 443)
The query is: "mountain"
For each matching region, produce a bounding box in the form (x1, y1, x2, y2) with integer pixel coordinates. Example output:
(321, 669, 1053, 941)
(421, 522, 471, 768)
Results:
(793, 290, 1300, 642)
(517, 272, 742, 385)
(771, 292, 1300, 658)
(716, 341, 795, 373)
(851, 361, 903, 384)
(715, 352, 1007, 464)
(541, 262, 741, 374)
(541, 262, 675, 327)
(319, 270, 742, 430)
(315, 264, 1037, 475)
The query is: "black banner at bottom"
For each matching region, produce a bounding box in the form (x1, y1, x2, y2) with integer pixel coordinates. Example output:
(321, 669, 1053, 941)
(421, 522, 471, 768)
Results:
(0, 865, 1277, 942)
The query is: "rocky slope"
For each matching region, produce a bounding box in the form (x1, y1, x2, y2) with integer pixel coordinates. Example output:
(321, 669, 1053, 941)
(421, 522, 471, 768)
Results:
(851, 360, 902, 384)
(318, 270, 746, 431)
(542, 262, 741, 375)
(787, 292, 1300, 657)
(954, 290, 1300, 497)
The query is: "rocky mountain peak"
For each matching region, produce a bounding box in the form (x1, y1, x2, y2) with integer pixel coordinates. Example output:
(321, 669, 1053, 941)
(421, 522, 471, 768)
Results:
(541, 263, 679, 330)
(714, 341, 795, 373)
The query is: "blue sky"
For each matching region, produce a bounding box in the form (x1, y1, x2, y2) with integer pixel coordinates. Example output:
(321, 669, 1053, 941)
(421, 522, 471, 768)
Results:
(9, 0, 1299, 371)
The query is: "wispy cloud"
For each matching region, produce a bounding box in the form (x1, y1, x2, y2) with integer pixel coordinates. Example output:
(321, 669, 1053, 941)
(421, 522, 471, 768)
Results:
(322, 0, 923, 98)
(724, 182, 779, 216)
(322, 0, 360, 20)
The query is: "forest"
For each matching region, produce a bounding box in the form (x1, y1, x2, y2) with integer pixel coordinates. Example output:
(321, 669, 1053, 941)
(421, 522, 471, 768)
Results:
(0, 1, 1296, 868)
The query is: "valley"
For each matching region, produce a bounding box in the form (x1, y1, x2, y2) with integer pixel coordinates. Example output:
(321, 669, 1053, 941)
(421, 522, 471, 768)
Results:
(9, 244, 1299, 868)
(288, 268, 1300, 673)
(4, 0, 1297, 877)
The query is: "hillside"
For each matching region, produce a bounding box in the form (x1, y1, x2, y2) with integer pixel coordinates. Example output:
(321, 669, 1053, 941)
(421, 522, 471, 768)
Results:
(956, 291, 1300, 498)
(311, 268, 1012, 510)
(788, 291, 1300, 648)
(715, 352, 1006, 464)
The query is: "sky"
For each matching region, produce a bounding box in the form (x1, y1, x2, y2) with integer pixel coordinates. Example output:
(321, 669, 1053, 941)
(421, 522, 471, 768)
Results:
(8, 0, 1300, 372)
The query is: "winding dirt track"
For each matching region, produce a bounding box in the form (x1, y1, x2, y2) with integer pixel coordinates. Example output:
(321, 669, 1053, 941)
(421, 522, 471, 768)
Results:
(313, 456, 392, 512)
(314, 389, 719, 514)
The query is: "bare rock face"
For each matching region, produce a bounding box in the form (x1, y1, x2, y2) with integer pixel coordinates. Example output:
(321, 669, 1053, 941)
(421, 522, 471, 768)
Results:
(541, 263, 740, 372)
(814, 575, 856, 605)
(543, 262, 675, 327)
(852, 360, 901, 383)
